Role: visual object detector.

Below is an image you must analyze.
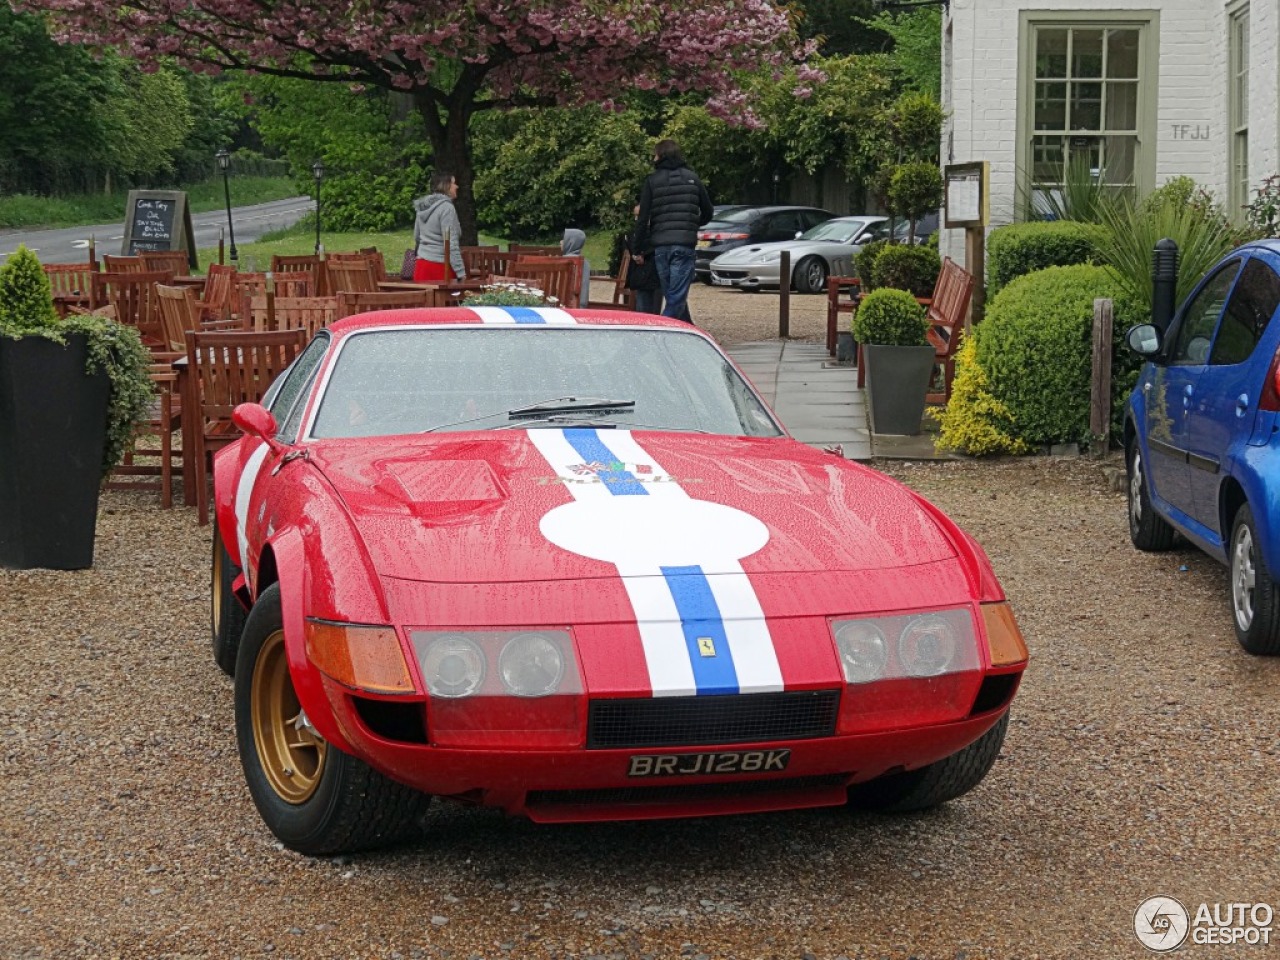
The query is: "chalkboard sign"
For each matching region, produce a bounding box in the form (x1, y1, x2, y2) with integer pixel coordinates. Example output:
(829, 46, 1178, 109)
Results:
(121, 190, 197, 269)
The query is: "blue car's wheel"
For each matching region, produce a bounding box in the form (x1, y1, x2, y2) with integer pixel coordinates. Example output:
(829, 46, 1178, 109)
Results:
(1230, 503, 1280, 655)
(235, 584, 432, 854)
(1127, 439, 1175, 551)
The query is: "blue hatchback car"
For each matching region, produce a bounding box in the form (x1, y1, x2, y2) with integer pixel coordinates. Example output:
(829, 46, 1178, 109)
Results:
(1124, 240, 1280, 655)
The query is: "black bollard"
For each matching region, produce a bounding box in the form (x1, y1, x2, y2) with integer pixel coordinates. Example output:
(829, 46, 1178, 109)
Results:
(1151, 238, 1179, 332)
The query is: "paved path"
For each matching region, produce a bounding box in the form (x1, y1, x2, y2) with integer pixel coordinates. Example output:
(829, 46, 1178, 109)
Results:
(726, 340, 945, 461)
(0, 195, 313, 265)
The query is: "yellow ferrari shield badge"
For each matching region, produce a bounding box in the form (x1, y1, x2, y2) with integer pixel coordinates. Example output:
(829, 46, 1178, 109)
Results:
(697, 637, 717, 658)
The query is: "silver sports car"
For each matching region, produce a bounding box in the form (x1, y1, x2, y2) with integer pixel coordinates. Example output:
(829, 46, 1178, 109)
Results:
(708, 216, 890, 294)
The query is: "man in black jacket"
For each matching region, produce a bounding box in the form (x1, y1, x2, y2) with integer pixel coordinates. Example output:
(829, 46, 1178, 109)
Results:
(631, 139, 714, 323)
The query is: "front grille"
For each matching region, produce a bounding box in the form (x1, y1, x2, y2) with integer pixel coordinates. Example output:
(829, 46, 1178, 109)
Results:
(710, 270, 748, 280)
(528, 774, 850, 808)
(587, 690, 841, 749)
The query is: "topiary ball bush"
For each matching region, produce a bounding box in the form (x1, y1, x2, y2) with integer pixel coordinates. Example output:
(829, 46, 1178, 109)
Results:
(871, 244, 941, 299)
(851, 288, 929, 347)
(986, 221, 1105, 296)
(975, 263, 1143, 448)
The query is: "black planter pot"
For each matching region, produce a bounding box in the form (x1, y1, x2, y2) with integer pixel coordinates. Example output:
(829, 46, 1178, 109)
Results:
(863, 343, 935, 436)
(0, 334, 110, 570)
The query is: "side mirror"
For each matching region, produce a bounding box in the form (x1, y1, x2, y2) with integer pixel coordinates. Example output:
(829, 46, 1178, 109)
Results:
(794, 230, 803, 239)
(1125, 324, 1162, 357)
(232, 403, 279, 441)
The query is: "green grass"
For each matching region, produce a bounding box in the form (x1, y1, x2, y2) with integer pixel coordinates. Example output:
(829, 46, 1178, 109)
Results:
(196, 221, 618, 275)
(0, 177, 301, 230)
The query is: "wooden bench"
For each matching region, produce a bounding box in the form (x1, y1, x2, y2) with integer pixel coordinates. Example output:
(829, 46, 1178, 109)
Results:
(853, 256, 974, 405)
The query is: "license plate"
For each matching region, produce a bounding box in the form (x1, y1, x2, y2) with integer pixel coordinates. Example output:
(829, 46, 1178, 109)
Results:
(696, 240, 711, 248)
(627, 749, 790, 778)
(711, 275, 733, 286)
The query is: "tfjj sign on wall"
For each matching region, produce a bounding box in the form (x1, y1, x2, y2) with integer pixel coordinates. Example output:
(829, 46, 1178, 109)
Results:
(1170, 125, 1211, 140)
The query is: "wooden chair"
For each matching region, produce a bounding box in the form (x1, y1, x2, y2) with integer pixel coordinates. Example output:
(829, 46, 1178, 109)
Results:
(140, 250, 192, 276)
(335, 290, 437, 319)
(43, 263, 97, 316)
(461, 245, 501, 281)
(106, 360, 183, 507)
(826, 275, 861, 356)
(184, 328, 308, 524)
(103, 255, 147, 274)
(245, 295, 336, 337)
(91, 270, 173, 346)
(511, 256, 581, 307)
(272, 254, 323, 295)
(155, 284, 204, 353)
(358, 247, 388, 282)
(325, 257, 379, 294)
(201, 263, 238, 323)
(586, 249, 637, 311)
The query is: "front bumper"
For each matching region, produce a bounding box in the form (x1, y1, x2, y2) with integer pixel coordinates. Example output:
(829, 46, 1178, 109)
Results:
(321, 679, 1017, 823)
(709, 262, 783, 289)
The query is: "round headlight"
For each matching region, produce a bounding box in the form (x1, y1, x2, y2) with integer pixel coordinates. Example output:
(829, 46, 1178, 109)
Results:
(898, 615, 958, 677)
(421, 635, 486, 698)
(499, 632, 565, 697)
(834, 621, 888, 684)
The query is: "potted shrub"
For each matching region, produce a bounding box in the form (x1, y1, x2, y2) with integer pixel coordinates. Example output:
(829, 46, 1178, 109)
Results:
(462, 281, 555, 307)
(0, 245, 152, 569)
(852, 287, 933, 436)
(871, 244, 941, 299)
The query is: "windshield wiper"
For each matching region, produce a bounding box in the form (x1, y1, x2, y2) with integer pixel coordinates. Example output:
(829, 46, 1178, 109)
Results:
(507, 397, 635, 419)
(498, 415, 712, 434)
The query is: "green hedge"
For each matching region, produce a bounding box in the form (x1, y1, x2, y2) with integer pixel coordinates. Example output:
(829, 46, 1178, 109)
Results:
(871, 244, 940, 298)
(973, 263, 1143, 448)
(986, 221, 1104, 296)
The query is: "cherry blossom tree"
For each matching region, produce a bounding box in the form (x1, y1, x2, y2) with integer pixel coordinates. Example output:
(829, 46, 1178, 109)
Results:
(25, 0, 817, 241)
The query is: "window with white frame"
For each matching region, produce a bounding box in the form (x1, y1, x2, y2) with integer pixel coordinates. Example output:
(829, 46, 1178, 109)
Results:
(1229, 4, 1250, 220)
(1025, 21, 1152, 207)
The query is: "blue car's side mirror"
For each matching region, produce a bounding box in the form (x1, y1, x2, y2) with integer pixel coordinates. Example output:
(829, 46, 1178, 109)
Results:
(1126, 324, 1162, 357)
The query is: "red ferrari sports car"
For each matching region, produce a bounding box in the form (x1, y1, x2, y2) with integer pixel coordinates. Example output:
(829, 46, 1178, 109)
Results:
(212, 306, 1028, 854)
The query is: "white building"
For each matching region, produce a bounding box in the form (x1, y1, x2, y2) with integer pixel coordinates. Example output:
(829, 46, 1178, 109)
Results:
(942, 0, 1279, 260)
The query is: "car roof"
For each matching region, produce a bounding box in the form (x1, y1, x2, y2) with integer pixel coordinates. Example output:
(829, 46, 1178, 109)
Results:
(327, 307, 713, 337)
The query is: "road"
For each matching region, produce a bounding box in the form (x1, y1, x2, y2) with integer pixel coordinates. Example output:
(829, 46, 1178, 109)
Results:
(0, 195, 314, 265)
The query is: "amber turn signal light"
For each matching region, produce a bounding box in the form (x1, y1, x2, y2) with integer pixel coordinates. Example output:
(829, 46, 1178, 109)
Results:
(981, 602, 1029, 667)
(305, 620, 416, 695)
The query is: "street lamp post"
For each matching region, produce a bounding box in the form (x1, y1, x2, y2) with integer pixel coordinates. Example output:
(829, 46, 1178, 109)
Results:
(312, 159, 325, 255)
(216, 148, 238, 264)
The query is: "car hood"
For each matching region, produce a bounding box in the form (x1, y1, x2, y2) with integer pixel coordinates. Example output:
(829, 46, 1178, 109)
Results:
(712, 239, 853, 265)
(308, 431, 957, 584)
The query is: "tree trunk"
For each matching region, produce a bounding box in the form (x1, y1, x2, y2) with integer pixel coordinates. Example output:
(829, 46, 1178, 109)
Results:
(414, 90, 479, 246)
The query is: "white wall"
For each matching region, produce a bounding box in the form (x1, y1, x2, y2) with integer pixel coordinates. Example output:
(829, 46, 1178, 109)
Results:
(941, 0, 1279, 266)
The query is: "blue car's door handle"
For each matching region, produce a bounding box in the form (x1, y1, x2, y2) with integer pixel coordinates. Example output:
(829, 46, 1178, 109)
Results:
(1236, 393, 1250, 416)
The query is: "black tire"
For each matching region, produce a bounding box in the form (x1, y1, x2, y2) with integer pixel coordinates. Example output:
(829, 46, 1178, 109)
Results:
(847, 712, 1009, 812)
(211, 524, 248, 677)
(235, 584, 432, 854)
(1230, 503, 1280, 655)
(1127, 438, 1176, 552)
(793, 256, 828, 295)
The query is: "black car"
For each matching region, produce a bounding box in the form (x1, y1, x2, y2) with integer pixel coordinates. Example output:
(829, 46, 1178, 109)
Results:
(696, 205, 838, 283)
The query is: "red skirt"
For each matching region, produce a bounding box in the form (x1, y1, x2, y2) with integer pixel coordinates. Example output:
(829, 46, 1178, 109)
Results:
(413, 258, 455, 283)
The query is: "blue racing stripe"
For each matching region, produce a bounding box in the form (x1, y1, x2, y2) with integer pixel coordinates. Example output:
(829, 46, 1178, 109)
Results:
(502, 306, 547, 324)
(661, 565, 739, 695)
(562, 428, 648, 496)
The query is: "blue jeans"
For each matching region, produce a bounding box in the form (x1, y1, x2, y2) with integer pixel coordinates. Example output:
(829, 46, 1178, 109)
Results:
(655, 245, 695, 323)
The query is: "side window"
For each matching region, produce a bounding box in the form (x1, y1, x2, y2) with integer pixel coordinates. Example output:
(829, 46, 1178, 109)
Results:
(767, 212, 801, 240)
(1170, 261, 1241, 365)
(862, 221, 892, 242)
(1211, 258, 1280, 366)
(273, 335, 331, 443)
(801, 210, 831, 231)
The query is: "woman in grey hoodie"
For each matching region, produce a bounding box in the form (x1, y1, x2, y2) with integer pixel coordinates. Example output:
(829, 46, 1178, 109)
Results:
(560, 227, 591, 307)
(412, 171, 467, 282)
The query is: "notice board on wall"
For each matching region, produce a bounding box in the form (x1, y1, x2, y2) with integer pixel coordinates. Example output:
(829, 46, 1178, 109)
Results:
(121, 190, 197, 268)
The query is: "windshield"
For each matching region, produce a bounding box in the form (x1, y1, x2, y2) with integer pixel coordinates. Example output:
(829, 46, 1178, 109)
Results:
(801, 220, 872, 243)
(716, 208, 765, 224)
(310, 327, 782, 440)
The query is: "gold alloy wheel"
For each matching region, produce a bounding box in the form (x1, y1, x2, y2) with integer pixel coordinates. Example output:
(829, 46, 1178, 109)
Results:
(251, 628, 327, 804)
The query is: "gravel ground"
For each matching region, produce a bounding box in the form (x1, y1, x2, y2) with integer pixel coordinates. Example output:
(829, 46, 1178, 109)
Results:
(3, 288, 1278, 959)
